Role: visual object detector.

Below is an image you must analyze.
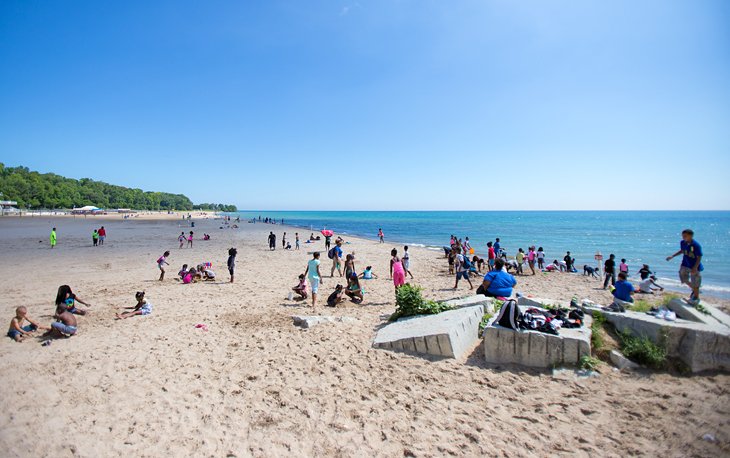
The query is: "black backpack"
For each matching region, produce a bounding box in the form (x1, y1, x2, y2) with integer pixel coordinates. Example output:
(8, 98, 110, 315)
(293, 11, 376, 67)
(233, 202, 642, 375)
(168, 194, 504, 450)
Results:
(328, 247, 337, 259)
(494, 299, 521, 330)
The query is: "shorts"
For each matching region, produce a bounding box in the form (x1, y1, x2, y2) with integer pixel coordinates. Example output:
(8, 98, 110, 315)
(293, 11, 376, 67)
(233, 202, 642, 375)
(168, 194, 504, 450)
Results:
(488, 259, 495, 267)
(403, 260, 411, 270)
(51, 322, 77, 336)
(67, 306, 82, 315)
(7, 324, 36, 339)
(456, 271, 469, 280)
(100, 236, 105, 241)
(679, 266, 702, 289)
(309, 276, 320, 294)
(140, 304, 152, 315)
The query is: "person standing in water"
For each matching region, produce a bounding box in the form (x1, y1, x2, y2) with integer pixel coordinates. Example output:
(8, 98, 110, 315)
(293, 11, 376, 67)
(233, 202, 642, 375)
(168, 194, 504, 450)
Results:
(666, 228, 703, 305)
(50, 227, 57, 249)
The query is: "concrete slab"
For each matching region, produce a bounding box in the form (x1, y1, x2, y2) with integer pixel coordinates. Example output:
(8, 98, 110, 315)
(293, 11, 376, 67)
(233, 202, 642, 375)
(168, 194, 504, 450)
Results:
(444, 295, 495, 313)
(610, 350, 640, 370)
(665, 298, 710, 324)
(517, 297, 570, 309)
(582, 306, 730, 373)
(483, 312, 592, 368)
(373, 305, 485, 359)
(292, 315, 358, 329)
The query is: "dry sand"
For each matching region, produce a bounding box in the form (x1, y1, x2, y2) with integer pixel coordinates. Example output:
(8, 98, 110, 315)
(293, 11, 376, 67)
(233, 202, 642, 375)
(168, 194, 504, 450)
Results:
(0, 216, 728, 457)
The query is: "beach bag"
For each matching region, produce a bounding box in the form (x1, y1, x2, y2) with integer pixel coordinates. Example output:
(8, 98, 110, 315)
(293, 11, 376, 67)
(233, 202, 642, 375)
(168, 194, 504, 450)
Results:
(327, 247, 337, 259)
(494, 299, 520, 330)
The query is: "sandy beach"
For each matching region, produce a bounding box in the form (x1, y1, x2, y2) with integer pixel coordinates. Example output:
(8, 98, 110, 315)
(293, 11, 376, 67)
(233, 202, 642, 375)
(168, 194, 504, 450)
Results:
(0, 216, 728, 457)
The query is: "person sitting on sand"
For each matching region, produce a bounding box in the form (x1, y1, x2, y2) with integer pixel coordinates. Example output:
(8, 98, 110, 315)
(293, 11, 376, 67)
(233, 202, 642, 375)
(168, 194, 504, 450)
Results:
(44, 306, 78, 338)
(477, 258, 517, 298)
(359, 266, 378, 280)
(7, 306, 50, 342)
(638, 275, 664, 294)
(293, 274, 308, 299)
(326, 284, 346, 307)
(612, 272, 635, 303)
(345, 273, 364, 303)
(178, 264, 189, 280)
(200, 265, 216, 281)
(56, 285, 92, 316)
(116, 291, 152, 319)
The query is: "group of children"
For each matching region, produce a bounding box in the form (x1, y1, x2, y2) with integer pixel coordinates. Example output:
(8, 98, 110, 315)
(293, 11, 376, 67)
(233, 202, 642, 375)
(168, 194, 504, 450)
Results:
(157, 247, 237, 284)
(7, 284, 153, 344)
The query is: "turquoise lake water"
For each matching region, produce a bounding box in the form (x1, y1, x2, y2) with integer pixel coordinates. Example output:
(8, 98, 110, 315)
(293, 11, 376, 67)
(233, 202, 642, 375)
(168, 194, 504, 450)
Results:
(231, 211, 730, 298)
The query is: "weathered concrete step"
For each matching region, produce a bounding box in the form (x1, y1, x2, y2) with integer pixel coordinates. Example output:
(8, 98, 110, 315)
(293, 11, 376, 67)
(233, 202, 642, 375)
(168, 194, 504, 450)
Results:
(483, 313, 592, 368)
(373, 305, 484, 359)
(518, 296, 571, 309)
(292, 315, 358, 329)
(665, 298, 711, 323)
(582, 306, 730, 373)
(444, 295, 495, 313)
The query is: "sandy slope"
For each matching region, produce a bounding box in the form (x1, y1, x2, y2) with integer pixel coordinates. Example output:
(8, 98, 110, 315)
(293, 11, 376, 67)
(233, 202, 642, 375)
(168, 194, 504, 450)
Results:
(0, 217, 727, 457)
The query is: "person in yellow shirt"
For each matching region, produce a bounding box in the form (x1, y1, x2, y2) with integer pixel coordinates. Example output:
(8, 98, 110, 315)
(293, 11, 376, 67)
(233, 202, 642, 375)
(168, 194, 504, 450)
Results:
(50, 227, 57, 249)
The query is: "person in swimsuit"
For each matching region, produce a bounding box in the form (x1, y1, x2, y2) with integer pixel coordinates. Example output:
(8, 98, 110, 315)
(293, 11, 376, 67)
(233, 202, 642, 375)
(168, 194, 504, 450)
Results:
(178, 232, 186, 249)
(45, 306, 78, 338)
(344, 254, 356, 279)
(188, 231, 194, 248)
(116, 291, 153, 319)
(157, 251, 170, 281)
(55, 285, 92, 316)
(390, 248, 406, 291)
(7, 306, 50, 342)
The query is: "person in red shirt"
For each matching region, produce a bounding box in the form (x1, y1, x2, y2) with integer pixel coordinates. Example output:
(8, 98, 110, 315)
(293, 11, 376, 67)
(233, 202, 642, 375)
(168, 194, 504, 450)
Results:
(487, 241, 496, 272)
(98, 226, 106, 245)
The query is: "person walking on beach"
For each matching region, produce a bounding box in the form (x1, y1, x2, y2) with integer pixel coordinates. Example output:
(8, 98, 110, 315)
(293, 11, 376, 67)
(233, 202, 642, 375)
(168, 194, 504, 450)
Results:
(390, 248, 406, 291)
(453, 247, 474, 290)
(324, 234, 332, 251)
(282, 232, 287, 249)
(92, 229, 99, 246)
(50, 227, 57, 249)
(187, 231, 194, 248)
(98, 226, 106, 245)
(329, 240, 343, 277)
(227, 248, 237, 283)
(603, 254, 616, 289)
(304, 252, 323, 309)
(295, 233, 300, 250)
(402, 246, 414, 279)
(378, 228, 385, 243)
(666, 228, 703, 305)
(157, 251, 170, 281)
(178, 232, 186, 249)
(268, 232, 276, 251)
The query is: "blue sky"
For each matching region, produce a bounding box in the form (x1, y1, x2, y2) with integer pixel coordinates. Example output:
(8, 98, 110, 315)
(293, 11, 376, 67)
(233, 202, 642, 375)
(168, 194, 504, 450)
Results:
(1, 0, 728, 210)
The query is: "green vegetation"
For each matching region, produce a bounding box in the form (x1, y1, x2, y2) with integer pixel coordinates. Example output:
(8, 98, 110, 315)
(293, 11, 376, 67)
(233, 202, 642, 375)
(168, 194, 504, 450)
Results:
(0, 164, 237, 211)
(389, 284, 452, 321)
(478, 312, 494, 336)
(619, 330, 667, 369)
(590, 312, 606, 352)
(630, 299, 653, 313)
(694, 303, 710, 315)
(580, 355, 601, 371)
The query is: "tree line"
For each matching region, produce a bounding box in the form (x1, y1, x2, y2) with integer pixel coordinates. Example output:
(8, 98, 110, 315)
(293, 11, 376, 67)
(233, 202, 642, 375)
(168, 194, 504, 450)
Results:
(0, 164, 237, 212)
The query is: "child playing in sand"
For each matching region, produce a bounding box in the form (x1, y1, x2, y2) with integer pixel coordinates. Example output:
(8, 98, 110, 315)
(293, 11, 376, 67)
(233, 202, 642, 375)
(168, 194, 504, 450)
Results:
(55, 285, 92, 315)
(359, 266, 378, 280)
(116, 291, 152, 319)
(178, 264, 189, 280)
(293, 274, 308, 299)
(200, 264, 216, 281)
(45, 306, 78, 338)
(227, 248, 237, 283)
(7, 306, 50, 342)
(326, 284, 345, 307)
(157, 251, 170, 281)
(345, 273, 364, 303)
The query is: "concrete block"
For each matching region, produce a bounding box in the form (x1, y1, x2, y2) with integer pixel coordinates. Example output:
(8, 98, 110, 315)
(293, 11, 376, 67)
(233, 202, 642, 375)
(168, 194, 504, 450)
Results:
(444, 295, 495, 313)
(373, 305, 484, 359)
(587, 307, 730, 373)
(482, 313, 592, 368)
(517, 297, 570, 309)
(610, 350, 640, 370)
(292, 315, 358, 329)
(665, 298, 710, 323)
